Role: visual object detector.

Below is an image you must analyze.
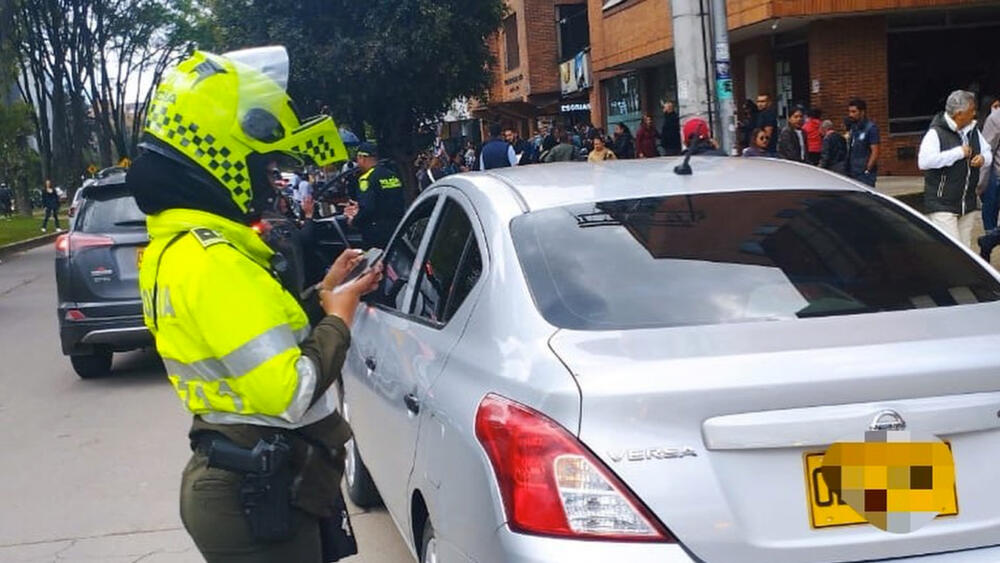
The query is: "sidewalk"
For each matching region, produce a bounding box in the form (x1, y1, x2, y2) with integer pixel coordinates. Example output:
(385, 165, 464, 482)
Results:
(874, 176, 923, 197)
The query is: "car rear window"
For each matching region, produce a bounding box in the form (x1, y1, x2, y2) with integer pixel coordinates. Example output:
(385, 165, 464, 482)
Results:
(511, 190, 1000, 330)
(76, 186, 146, 233)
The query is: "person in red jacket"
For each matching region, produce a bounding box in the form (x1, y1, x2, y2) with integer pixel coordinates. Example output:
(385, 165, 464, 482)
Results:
(636, 113, 660, 158)
(802, 108, 824, 165)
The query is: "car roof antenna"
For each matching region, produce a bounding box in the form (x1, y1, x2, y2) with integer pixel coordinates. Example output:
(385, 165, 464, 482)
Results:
(673, 136, 701, 176)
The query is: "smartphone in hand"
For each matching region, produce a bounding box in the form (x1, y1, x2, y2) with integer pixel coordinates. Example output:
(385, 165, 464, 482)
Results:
(340, 248, 383, 286)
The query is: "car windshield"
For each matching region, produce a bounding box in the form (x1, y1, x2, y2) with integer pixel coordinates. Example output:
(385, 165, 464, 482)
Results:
(76, 185, 146, 234)
(511, 190, 1000, 330)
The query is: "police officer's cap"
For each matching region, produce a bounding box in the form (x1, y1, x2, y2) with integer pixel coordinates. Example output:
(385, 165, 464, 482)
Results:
(356, 142, 379, 158)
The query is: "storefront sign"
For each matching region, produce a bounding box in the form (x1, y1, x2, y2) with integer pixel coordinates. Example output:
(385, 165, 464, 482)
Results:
(561, 103, 591, 113)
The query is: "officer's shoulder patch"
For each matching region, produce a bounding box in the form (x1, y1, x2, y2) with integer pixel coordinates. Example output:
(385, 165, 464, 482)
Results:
(189, 227, 227, 249)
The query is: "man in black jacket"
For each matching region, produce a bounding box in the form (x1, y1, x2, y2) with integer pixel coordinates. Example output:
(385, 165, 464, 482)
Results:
(660, 101, 682, 156)
(819, 120, 847, 173)
(919, 90, 993, 251)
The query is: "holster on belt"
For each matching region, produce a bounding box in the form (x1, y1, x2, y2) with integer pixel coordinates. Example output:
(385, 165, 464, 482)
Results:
(198, 433, 294, 542)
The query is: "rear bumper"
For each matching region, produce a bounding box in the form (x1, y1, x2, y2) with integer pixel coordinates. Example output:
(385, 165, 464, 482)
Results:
(58, 310, 151, 355)
(871, 544, 1000, 562)
(488, 528, 1000, 563)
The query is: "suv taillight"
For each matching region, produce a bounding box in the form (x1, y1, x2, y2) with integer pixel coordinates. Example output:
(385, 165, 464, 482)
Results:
(474, 393, 674, 542)
(55, 233, 113, 257)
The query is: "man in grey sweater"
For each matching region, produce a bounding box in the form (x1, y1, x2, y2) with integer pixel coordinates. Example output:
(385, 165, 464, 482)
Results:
(975, 96, 1000, 260)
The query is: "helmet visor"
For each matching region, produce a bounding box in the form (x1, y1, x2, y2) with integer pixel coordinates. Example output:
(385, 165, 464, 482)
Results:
(224, 46, 289, 91)
(227, 46, 348, 165)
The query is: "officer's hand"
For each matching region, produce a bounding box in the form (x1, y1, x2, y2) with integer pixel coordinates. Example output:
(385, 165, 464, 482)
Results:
(971, 154, 985, 168)
(320, 265, 383, 325)
(348, 263, 383, 296)
(322, 249, 364, 291)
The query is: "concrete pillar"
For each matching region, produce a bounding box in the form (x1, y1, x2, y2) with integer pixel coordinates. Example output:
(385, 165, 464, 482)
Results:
(670, 0, 712, 133)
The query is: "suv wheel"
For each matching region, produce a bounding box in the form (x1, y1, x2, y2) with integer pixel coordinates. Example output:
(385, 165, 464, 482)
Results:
(70, 349, 112, 379)
(344, 438, 381, 508)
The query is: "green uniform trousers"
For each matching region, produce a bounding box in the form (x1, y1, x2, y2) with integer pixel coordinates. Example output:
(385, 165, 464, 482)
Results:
(180, 452, 323, 562)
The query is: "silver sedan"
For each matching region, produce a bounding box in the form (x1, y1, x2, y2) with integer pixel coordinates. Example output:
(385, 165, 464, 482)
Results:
(340, 157, 1000, 563)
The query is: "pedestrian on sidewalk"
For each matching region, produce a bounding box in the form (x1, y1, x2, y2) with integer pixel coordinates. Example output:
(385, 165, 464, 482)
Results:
(0, 183, 12, 219)
(587, 132, 617, 162)
(738, 99, 759, 153)
(543, 129, 579, 162)
(819, 120, 847, 174)
(611, 123, 635, 159)
(741, 128, 770, 157)
(753, 93, 779, 155)
(636, 113, 659, 158)
(976, 96, 1000, 260)
(845, 99, 881, 187)
(919, 90, 992, 251)
(777, 106, 806, 163)
(976, 96, 1000, 231)
(479, 123, 517, 170)
(40, 180, 61, 233)
(660, 101, 682, 156)
(802, 108, 823, 165)
(682, 118, 727, 156)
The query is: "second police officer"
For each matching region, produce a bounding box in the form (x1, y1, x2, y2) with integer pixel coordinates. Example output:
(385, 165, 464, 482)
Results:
(344, 142, 405, 249)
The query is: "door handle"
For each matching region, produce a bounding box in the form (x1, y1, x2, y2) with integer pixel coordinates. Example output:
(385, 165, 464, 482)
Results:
(364, 356, 376, 371)
(404, 393, 421, 415)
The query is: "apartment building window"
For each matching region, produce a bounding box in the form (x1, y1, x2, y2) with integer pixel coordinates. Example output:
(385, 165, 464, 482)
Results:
(558, 4, 589, 61)
(504, 15, 520, 71)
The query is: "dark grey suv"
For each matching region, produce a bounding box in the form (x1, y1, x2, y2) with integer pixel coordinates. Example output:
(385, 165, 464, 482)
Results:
(55, 172, 152, 378)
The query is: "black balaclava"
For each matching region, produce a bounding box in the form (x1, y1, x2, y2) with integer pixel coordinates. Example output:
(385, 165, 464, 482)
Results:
(127, 137, 276, 225)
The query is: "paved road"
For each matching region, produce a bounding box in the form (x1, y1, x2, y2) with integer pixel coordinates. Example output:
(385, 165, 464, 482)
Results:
(0, 245, 411, 562)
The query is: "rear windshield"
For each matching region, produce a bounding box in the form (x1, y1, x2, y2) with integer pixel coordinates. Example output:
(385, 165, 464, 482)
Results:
(511, 190, 1000, 330)
(76, 186, 146, 233)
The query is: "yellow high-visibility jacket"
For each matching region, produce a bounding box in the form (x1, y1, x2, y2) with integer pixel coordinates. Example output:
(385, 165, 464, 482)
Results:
(139, 208, 338, 428)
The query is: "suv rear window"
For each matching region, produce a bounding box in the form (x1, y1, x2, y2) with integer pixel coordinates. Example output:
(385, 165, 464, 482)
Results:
(511, 190, 1000, 330)
(76, 185, 146, 233)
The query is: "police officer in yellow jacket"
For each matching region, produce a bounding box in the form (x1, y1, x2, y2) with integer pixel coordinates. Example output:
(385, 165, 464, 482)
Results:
(127, 46, 380, 561)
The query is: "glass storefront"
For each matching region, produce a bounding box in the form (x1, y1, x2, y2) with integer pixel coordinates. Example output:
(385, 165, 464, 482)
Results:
(605, 72, 642, 134)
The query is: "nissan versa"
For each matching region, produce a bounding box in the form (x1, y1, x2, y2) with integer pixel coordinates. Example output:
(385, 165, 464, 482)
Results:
(338, 158, 1000, 562)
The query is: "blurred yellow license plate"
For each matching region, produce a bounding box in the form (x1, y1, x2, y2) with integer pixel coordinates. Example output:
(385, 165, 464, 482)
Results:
(803, 451, 958, 529)
(136, 247, 146, 269)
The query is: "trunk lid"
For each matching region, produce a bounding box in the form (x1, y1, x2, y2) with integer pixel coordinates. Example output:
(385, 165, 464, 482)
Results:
(550, 304, 1000, 563)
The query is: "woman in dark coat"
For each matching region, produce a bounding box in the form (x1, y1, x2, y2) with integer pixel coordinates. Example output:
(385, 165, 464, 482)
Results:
(611, 123, 635, 159)
(635, 113, 659, 158)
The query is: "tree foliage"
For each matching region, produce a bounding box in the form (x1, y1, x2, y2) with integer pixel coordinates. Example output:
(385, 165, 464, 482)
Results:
(0, 0, 39, 215)
(205, 0, 505, 199)
(9, 0, 207, 192)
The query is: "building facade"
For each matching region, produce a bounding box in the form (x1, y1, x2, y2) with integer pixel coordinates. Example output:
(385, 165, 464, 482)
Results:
(475, 0, 591, 139)
(586, 0, 1000, 175)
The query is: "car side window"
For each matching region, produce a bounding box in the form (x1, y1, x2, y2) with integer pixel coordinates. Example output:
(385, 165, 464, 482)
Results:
(412, 199, 483, 324)
(368, 198, 437, 311)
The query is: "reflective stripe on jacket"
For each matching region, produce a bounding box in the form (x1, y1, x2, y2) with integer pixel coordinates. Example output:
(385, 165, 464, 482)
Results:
(139, 208, 335, 429)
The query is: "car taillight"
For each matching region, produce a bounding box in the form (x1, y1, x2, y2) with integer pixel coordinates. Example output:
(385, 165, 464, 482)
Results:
(55, 234, 70, 256)
(56, 233, 113, 257)
(474, 393, 674, 542)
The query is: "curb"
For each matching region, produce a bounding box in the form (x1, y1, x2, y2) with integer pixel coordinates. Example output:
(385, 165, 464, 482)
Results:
(0, 232, 59, 258)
